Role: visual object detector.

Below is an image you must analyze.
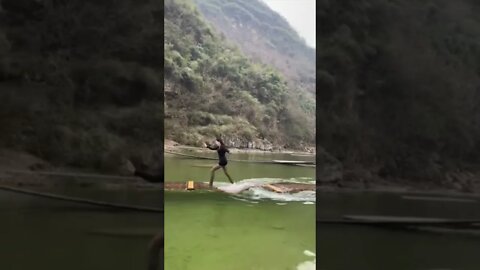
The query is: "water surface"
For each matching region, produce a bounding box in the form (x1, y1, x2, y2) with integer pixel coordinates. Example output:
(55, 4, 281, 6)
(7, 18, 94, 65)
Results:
(165, 151, 316, 270)
(0, 188, 163, 270)
(318, 192, 480, 270)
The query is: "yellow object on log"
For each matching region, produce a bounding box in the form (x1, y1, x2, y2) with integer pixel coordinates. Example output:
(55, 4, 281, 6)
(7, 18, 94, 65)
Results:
(186, 180, 195, 190)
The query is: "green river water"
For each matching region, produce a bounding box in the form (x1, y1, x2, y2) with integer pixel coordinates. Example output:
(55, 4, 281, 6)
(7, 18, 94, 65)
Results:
(0, 188, 163, 270)
(0, 151, 316, 270)
(164, 151, 316, 270)
(318, 192, 480, 270)
(4, 150, 478, 269)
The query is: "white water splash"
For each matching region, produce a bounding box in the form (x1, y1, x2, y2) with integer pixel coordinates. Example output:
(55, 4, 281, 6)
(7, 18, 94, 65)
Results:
(214, 178, 284, 193)
(249, 188, 316, 202)
(285, 177, 314, 183)
(296, 177, 315, 181)
(229, 196, 254, 203)
(296, 259, 316, 270)
(303, 250, 316, 257)
(213, 178, 316, 202)
(297, 250, 316, 270)
(216, 182, 262, 194)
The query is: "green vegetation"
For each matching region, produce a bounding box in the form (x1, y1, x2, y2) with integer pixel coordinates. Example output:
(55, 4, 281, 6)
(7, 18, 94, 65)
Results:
(194, 0, 315, 98)
(0, 0, 163, 171)
(196, 0, 311, 56)
(164, 0, 314, 148)
(317, 0, 480, 182)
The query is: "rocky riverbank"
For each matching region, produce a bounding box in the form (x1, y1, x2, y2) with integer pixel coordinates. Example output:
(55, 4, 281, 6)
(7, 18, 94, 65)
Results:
(317, 166, 480, 196)
(313, 145, 480, 195)
(164, 139, 316, 155)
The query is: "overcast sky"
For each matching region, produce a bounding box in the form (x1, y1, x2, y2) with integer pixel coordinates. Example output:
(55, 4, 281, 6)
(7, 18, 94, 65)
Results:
(262, 0, 316, 48)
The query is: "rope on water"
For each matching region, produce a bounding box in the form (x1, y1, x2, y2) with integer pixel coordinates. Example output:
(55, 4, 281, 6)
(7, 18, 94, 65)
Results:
(0, 185, 163, 213)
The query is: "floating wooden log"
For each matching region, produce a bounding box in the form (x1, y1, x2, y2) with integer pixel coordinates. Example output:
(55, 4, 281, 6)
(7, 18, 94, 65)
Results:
(88, 227, 161, 237)
(163, 181, 316, 193)
(406, 225, 480, 236)
(401, 195, 476, 203)
(272, 160, 315, 165)
(0, 185, 163, 213)
(295, 164, 316, 168)
(317, 217, 480, 228)
(4, 169, 137, 180)
(342, 215, 480, 226)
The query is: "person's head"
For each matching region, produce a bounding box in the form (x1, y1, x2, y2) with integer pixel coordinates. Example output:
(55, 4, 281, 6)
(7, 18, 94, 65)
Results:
(216, 137, 224, 146)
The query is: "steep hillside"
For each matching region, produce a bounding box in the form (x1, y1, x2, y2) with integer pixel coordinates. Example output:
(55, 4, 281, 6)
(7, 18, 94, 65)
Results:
(164, 0, 314, 149)
(194, 0, 315, 94)
(0, 0, 164, 171)
(317, 0, 480, 186)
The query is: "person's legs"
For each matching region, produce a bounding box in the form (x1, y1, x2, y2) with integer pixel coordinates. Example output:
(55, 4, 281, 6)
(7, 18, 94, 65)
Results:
(209, 165, 221, 187)
(221, 166, 234, 184)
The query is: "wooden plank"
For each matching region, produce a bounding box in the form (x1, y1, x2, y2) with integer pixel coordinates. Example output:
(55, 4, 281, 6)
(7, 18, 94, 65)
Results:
(272, 160, 313, 164)
(164, 182, 212, 191)
(401, 195, 476, 203)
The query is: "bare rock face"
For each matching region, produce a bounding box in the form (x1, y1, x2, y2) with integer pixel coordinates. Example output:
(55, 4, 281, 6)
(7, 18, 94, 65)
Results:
(252, 138, 273, 151)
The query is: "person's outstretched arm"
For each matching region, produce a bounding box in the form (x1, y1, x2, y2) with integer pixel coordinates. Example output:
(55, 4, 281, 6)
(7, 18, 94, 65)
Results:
(205, 142, 219, 150)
